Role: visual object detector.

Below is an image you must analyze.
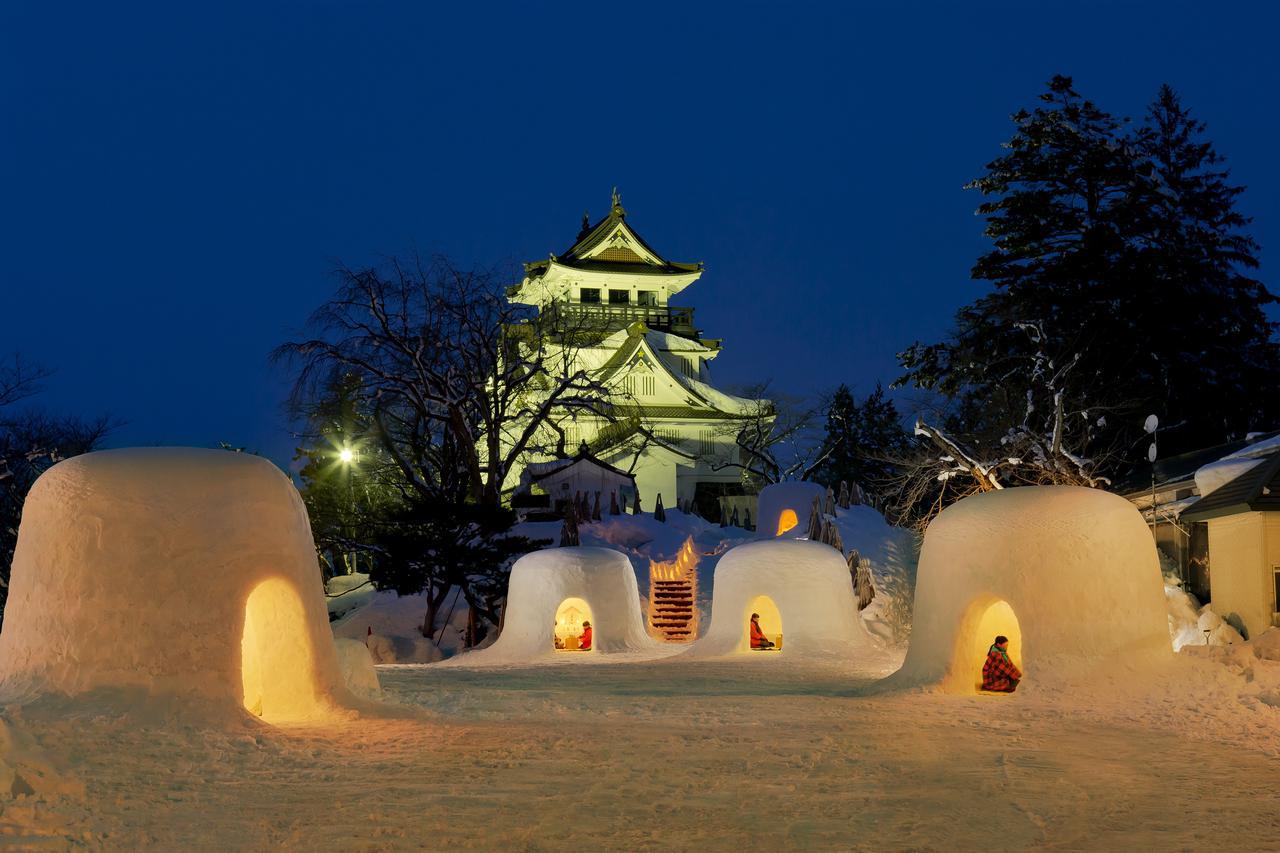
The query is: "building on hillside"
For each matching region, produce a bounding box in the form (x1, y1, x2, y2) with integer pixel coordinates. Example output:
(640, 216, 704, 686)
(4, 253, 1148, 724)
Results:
(1122, 431, 1280, 638)
(518, 443, 637, 514)
(504, 190, 769, 515)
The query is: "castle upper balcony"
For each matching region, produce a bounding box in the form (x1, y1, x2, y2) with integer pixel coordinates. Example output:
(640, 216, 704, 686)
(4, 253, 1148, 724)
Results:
(544, 301, 701, 340)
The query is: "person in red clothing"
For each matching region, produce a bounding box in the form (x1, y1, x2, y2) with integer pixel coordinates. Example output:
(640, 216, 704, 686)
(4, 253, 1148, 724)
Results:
(749, 612, 775, 650)
(578, 620, 592, 651)
(981, 634, 1022, 692)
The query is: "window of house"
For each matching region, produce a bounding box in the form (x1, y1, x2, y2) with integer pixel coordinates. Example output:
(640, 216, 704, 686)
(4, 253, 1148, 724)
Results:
(609, 289, 630, 305)
(637, 290, 657, 307)
(579, 288, 601, 304)
(1274, 567, 1280, 614)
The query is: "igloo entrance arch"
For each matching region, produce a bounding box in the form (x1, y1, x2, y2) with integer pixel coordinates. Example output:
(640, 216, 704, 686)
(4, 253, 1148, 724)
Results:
(775, 509, 799, 537)
(241, 577, 322, 719)
(746, 594, 782, 651)
(554, 597, 594, 652)
(956, 597, 1022, 692)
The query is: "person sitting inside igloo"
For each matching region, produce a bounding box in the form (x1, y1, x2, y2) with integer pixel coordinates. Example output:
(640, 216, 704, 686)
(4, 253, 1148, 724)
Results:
(578, 620, 593, 651)
(749, 612, 775, 650)
(981, 635, 1022, 692)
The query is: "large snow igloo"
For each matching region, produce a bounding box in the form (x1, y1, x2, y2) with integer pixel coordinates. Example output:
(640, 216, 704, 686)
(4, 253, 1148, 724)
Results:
(465, 547, 655, 664)
(0, 448, 356, 722)
(689, 540, 873, 659)
(756, 481, 827, 538)
(893, 486, 1170, 693)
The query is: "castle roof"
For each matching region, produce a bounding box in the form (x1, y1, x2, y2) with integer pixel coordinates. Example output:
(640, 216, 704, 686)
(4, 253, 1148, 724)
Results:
(509, 191, 703, 302)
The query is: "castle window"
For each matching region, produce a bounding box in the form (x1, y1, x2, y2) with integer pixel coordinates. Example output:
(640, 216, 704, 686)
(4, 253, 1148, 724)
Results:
(609, 289, 630, 305)
(579, 288, 600, 304)
(700, 430, 716, 455)
(637, 290, 657, 307)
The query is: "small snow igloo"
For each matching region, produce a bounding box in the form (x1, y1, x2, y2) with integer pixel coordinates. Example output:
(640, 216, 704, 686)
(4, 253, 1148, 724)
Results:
(894, 486, 1170, 693)
(470, 547, 655, 663)
(0, 448, 355, 722)
(689, 540, 873, 659)
(756, 481, 827, 538)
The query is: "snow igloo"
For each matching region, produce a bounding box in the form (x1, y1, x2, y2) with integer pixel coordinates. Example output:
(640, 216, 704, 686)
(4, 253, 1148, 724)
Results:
(688, 540, 873, 659)
(756, 481, 827, 538)
(0, 448, 356, 722)
(463, 547, 656, 664)
(893, 486, 1171, 693)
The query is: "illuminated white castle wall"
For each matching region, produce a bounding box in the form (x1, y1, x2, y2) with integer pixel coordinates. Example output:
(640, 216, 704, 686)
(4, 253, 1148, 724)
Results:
(505, 191, 767, 511)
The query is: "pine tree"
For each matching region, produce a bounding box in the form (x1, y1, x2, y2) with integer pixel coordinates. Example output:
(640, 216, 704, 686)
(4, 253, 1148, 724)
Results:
(654, 493, 666, 522)
(609, 490, 621, 515)
(897, 75, 1278, 474)
(591, 491, 602, 522)
(812, 384, 909, 489)
(1128, 85, 1278, 447)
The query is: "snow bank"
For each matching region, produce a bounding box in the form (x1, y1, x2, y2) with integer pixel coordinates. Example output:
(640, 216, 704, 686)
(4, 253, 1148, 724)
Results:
(891, 486, 1171, 693)
(1166, 584, 1243, 651)
(0, 448, 357, 723)
(756, 481, 826, 539)
(452, 547, 660, 665)
(686, 540, 876, 659)
(333, 639, 382, 699)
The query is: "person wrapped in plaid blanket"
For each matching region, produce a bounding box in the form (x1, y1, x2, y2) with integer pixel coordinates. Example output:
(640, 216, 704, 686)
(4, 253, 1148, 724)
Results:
(981, 635, 1021, 692)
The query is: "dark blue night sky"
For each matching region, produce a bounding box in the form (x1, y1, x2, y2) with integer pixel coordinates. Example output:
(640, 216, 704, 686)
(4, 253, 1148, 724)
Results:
(4, 1, 1277, 468)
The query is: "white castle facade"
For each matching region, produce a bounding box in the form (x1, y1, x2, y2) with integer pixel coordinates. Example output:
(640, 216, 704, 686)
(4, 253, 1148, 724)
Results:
(506, 191, 768, 514)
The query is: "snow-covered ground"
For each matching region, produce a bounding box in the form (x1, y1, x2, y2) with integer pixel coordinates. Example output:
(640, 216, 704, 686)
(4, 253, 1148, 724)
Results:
(3, 640, 1280, 849)
(5, 496, 1273, 847)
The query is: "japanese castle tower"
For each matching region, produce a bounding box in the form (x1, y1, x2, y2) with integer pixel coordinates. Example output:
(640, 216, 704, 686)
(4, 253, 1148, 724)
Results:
(508, 191, 767, 513)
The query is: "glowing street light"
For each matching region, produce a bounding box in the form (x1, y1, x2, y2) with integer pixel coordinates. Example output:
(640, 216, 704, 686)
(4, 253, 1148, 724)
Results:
(339, 447, 355, 464)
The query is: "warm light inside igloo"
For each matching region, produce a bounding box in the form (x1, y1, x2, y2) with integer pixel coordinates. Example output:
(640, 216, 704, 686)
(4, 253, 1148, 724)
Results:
(554, 597, 594, 652)
(962, 598, 1022, 692)
(775, 508, 799, 536)
(241, 577, 321, 720)
(745, 594, 783, 651)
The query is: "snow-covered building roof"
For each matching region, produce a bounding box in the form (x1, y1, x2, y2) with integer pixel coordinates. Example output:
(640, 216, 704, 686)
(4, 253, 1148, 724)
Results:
(522, 444, 637, 499)
(1182, 447, 1280, 522)
(508, 190, 703, 306)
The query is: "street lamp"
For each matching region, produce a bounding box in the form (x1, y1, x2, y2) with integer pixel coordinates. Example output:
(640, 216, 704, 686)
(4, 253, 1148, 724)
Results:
(339, 447, 355, 464)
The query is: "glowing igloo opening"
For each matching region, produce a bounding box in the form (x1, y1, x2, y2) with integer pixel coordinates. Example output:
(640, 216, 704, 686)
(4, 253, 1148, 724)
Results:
(957, 598, 1022, 693)
(746, 594, 783, 651)
(554, 597, 594, 652)
(241, 577, 321, 720)
(775, 508, 799, 537)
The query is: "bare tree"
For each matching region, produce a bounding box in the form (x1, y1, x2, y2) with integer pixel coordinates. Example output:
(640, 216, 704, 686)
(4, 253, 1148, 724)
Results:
(702, 381, 827, 486)
(1, 355, 115, 621)
(275, 255, 616, 507)
(886, 323, 1125, 530)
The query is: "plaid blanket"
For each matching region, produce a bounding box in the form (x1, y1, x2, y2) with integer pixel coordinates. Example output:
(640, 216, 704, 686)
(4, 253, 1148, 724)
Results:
(981, 646, 1022, 692)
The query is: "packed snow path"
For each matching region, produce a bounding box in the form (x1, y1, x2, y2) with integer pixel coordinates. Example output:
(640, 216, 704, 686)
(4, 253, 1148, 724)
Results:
(3, 652, 1279, 849)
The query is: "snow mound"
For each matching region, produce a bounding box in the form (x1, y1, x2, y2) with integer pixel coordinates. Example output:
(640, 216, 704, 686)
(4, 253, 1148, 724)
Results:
(333, 639, 382, 699)
(685, 540, 876, 659)
(891, 486, 1171, 693)
(0, 448, 358, 723)
(1166, 584, 1244, 651)
(756, 481, 826, 539)
(450, 547, 661, 666)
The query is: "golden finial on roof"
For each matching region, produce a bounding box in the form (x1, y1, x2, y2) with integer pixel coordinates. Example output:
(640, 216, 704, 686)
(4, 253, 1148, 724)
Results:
(611, 186, 624, 216)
